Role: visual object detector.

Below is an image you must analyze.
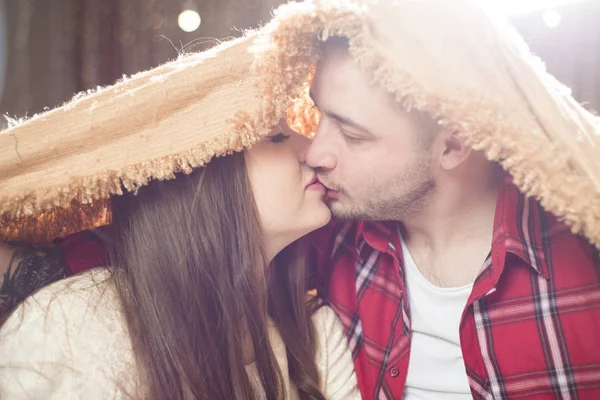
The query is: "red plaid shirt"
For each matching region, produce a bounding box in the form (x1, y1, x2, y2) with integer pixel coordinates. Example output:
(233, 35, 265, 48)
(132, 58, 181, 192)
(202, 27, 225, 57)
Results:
(312, 178, 600, 399)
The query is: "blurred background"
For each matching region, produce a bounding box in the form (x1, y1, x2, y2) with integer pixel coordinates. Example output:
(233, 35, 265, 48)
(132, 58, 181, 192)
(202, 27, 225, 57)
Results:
(0, 0, 598, 127)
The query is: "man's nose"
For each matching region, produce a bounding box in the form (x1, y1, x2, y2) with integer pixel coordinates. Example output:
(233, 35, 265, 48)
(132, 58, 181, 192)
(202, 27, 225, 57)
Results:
(305, 120, 337, 170)
(290, 133, 311, 163)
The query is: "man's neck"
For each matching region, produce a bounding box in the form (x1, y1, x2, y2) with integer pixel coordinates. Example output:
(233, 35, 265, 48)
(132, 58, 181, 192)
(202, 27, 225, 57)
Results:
(401, 178, 502, 288)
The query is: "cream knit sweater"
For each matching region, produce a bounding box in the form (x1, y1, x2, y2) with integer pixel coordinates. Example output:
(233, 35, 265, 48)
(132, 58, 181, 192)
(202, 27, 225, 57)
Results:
(0, 269, 360, 399)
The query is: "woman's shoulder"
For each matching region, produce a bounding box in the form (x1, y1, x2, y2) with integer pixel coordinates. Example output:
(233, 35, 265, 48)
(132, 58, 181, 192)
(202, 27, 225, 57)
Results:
(0, 267, 126, 348)
(310, 304, 361, 399)
(311, 304, 344, 333)
(0, 268, 137, 398)
(311, 304, 349, 358)
(1, 267, 120, 333)
(9, 266, 114, 303)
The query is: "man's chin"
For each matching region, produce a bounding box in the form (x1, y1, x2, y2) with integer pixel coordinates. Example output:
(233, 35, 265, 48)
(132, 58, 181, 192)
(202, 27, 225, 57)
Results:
(327, 200, 362, 221)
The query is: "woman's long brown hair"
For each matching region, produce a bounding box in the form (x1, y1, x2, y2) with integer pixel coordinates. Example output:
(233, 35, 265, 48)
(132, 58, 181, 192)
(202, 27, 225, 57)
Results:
(107, 152, 325, 400)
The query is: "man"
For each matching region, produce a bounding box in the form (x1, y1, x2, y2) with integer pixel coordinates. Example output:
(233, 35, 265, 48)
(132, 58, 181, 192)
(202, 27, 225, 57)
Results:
(298, 15, 600, 400)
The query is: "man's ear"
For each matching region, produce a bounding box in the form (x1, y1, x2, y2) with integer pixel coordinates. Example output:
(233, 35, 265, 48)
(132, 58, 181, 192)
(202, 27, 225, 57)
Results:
(435, 129, 472, 171)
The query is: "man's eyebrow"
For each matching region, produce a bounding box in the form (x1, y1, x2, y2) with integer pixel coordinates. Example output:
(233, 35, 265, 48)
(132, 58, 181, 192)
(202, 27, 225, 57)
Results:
(325, 111, 371, 133)
(309, 90, 371, 133)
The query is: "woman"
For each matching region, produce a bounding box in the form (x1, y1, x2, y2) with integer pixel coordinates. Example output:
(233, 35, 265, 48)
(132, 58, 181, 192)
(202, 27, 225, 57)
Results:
(0, 32, 358, 399)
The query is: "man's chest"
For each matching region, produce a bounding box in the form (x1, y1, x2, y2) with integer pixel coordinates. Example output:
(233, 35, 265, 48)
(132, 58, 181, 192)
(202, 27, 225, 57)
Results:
(462, 263, 600, 399)
(403, 252, 473, 398)
(325, 244, 600, 400)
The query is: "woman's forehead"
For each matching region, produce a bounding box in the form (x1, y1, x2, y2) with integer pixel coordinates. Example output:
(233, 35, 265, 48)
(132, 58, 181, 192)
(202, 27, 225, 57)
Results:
(267, 119, 309, 138)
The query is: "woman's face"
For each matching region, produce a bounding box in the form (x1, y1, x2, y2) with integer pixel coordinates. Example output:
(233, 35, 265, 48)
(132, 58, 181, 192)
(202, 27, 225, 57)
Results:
(245, 122, 331, 260)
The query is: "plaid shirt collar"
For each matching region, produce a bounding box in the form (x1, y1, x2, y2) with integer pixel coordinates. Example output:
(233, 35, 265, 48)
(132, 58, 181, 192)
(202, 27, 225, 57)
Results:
(352, 176, 556, 282)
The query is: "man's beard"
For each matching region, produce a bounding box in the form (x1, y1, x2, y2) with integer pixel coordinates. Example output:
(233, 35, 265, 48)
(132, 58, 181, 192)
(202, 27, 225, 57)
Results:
(324, 157, 435, 222)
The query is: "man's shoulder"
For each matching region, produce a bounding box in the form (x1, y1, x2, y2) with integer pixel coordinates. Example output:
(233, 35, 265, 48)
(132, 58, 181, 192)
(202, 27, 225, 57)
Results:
(499, 179, 598, 273)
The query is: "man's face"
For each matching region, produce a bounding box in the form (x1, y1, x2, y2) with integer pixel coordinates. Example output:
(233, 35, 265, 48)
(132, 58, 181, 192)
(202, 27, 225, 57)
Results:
(306, 43, 436, 221)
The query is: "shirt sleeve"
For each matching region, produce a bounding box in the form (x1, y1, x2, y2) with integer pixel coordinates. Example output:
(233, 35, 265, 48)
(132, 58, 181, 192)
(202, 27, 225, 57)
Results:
(313, 305, 361, 400)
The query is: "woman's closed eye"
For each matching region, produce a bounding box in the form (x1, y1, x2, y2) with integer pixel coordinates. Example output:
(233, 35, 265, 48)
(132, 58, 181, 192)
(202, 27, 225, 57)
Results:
(269, 132, 291, 144)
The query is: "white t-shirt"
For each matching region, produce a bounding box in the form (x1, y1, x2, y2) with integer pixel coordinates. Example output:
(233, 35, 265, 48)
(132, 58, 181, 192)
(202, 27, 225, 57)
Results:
(401, 235, 473, 399)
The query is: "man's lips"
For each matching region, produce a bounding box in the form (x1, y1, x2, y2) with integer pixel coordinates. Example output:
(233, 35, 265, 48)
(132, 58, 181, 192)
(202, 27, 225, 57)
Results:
(316, 177, 341, 199)
(325, 189, 340, 199)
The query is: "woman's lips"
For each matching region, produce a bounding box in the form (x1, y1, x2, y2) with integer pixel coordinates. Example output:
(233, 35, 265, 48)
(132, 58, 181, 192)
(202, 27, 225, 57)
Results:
(306, 173, 327, 192)
(307, 182, 327, 192)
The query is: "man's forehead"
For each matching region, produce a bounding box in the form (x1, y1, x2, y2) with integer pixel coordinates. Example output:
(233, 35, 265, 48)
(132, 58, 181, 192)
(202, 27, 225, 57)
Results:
(309, 54, 421, 138)
(312, 44, 415, 120)
(312, 52, 400, 111)
(312, 50, 368, 101)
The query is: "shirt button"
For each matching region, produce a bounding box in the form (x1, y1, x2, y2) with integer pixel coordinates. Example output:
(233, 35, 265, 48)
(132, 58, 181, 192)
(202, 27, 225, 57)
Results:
(389, 366, 399, 377)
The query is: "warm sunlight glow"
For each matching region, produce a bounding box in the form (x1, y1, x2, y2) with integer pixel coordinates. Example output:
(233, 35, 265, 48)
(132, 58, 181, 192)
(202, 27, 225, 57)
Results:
(542, 9, 563, 28)
(481, 0, 587, 15)
(178, 10, 201, 33)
